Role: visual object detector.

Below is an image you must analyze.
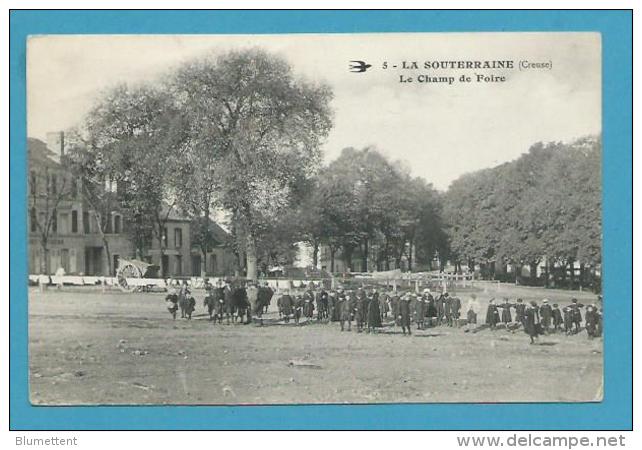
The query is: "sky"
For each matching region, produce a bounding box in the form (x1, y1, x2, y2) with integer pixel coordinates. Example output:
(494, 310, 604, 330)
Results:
(27, 33, 601, 190)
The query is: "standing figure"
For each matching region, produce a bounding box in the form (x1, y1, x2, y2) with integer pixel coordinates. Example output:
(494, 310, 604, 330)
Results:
(316, 289, 328, 321)
(568, 298, 585, 334)
(278, 292, 294, 323)
(451, 296, 462, 327)
(178, 281, 192, 319)
(514, 298, 527, 326)
(425, 290, 437, 327)
(524, 300, 541, 344)
(398, 294, 412, 335)
(585, 304, 599, 339)
(485, 298, 500, 330)
(435, 293, 445, 326)
(539, 299, 553, 333)
(379, 292, 390, 321)
(414, 294, 426, 330)
(223, 281, 234, 324)
(443, 293, 453, 327)
(327, 291, 337, 322)
(498, 298, 513, 324)
(303, 289, 315, 320)
(354, 289, 368, 332)
(367, 291, 382, 333)
(552, 303, 564, 332)
(165, 289, 179, 320)
(338, 291, 353, 331)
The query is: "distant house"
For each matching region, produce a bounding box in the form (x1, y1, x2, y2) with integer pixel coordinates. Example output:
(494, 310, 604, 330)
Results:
(28, 134, 131, 276)
(189, 218, 236, 277)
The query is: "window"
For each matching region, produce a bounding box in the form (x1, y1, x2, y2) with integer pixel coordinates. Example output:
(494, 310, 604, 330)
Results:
(174, 228, 182, 248)
(175, 255, 182, 276)
(51, 174, 57, 195)
(71, 210, 78, 233)
(83, 211, 90, 234)
(114, 215, 121, 234)
(104, 214, 112, 234)
(30, 171, 37, 196)
(59, 213, 69, 234)
(210, 254, 218, 274)
(30, 208, 37, 232)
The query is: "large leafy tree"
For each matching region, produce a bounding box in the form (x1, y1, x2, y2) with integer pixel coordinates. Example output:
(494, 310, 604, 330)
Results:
(171, 48, 333, 280)
(67, 83, 183, 275)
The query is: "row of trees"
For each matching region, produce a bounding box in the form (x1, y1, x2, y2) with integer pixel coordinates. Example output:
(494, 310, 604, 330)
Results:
(47, 47, 600, 287)
(295, 147, 448, 273)
(66, 48, 333, 279)
(442, 136, 602, 288)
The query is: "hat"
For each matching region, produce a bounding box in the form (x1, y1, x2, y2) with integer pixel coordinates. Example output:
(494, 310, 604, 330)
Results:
(572, 298, 578, 303)
(553, 303, 559, 307)
(542, 299, 549, 303)
(423, 288, 431, 293)
(517, 298, 523, 302)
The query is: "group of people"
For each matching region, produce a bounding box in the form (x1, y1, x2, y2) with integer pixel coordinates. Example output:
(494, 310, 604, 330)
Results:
(484, 297, 603, 343)
(164, 279, 603, 343)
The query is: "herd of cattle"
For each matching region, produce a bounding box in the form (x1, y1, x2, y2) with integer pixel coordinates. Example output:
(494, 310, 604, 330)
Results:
(164, 279, 603, 341)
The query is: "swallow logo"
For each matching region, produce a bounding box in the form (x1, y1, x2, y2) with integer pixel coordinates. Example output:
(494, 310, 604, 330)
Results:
(349, 61, 372, 73)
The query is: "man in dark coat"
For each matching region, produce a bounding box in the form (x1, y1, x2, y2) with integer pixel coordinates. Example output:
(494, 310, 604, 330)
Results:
(316, 289, 328, 321)
(451, 296, 462, 327)
(514, 298, 527, 326)
(435, 293, 445, 326)
(539, 299, 553, 333)
(232, 285, 250, 324)
(524, 301, 541, 344)
(443, 293, 453, 327)
(303, 289, 315, 320)
(424, 289, 437, 327)
(414, 294, 426, 330)
(367, 291, 382, 332)
(498, 298, 513, 324)
(485, 298, 500, 330)
(354, 289, 368, 332)
(338, 291, 353, 331)
(552, 303, 564, 332)
(398, 294, 412, 335)
(278, 292, 294, 323)
(223, 281, 235, 324)
(328, 291, 337, 321)
(585, 304, 600, 339)
(568, 298, 584, 334)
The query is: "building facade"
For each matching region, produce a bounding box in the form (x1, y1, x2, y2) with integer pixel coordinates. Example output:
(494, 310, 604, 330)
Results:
(28, 133, 235, 278)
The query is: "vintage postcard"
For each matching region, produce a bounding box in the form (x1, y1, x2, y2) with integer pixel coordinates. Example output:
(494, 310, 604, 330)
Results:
(26, 32, 602, 405)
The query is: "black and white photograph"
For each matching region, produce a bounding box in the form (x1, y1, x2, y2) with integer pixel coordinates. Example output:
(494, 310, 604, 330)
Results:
(26, 32, 603, 405)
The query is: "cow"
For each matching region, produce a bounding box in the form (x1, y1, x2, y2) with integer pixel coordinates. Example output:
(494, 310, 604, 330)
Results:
(278, 293, 294, 322)
(204, 287, 225, 323)
(232, 286, 250, 324)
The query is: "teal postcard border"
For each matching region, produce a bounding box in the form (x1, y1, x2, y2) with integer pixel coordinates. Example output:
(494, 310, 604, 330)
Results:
(9, 10, 632, 430)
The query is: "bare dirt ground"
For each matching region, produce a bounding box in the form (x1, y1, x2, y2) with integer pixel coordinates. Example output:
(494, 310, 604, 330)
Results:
(29, 284, 602, 405)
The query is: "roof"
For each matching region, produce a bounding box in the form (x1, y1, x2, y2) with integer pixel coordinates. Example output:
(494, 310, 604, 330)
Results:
(159, 203, 191, 222)
(28, 138, 63, 167)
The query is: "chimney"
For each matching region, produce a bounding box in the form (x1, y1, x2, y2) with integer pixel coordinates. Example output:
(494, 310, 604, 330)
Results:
(46, 131, 65, 157)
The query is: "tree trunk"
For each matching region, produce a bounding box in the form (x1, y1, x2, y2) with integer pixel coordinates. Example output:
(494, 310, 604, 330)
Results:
(312, 241, 319, 268)
(362, 238, 369, 272)
(102, 236, 112, 277)
(330, 247, 336, 273)
(407, 241, 413, 272)
(246, 234, 258, 281)
(201, 247, 207, 278)
(568, 258, 575, 290)
(41, 240, 49, 274)
(579, 262, 585, 291)
(544, 259, 550, 288)
(530, 262, 539, 286)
